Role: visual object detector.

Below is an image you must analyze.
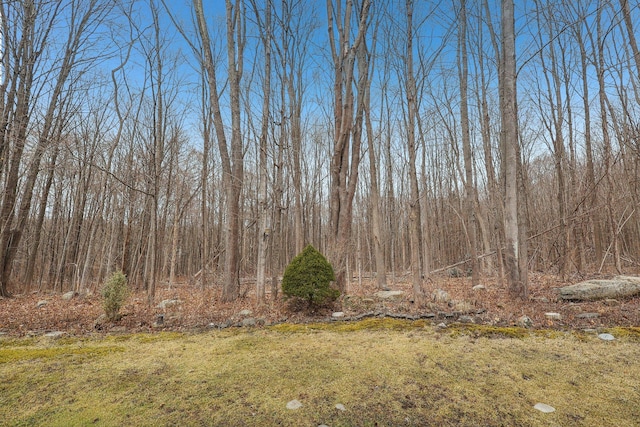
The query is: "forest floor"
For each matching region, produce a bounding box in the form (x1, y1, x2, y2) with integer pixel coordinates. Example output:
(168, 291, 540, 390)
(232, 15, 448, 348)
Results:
(1, 271, 640, 337)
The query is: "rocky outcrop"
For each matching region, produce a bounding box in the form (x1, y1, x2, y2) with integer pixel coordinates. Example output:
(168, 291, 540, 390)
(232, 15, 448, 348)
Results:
(557, 276, 640, 301)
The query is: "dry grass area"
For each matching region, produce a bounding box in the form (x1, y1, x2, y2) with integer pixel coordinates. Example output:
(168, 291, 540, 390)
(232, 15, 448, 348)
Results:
(1, 319, 639, 426)
(1, 272, 639, 336)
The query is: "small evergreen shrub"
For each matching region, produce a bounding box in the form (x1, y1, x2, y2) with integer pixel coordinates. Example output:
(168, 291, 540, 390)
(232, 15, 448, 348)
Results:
(282, 244, 339, 307)
(102, 270, 129, 321)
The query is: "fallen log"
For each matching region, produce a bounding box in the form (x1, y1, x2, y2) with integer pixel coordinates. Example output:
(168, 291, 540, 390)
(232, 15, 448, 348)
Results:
(557, 276, 640, 301)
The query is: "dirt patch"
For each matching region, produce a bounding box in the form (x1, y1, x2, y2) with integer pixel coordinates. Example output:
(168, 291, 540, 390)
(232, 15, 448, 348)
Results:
(1, 272, 639, 336)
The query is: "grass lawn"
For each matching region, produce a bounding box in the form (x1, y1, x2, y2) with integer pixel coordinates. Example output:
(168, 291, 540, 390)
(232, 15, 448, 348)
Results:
(1, 319, 639, 426)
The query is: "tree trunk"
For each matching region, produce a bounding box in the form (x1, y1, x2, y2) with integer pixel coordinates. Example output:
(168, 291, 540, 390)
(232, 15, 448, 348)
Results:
(458, 0, 479, 287)
(501, 0, 526, 297)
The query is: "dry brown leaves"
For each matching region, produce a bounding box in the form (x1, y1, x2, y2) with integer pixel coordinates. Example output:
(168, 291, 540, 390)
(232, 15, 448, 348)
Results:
(1, 272, 639, 337)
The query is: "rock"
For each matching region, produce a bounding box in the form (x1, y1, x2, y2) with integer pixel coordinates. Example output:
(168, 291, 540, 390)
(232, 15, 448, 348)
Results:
(534, 403, 556, 413)
(362, 298, 375, 303)
(448, 267, 463, 278)
(157, 299, 182, 309)
(332, 312, 345, 318)
(472, 285, 485, 291)
(93, 314, 107, 329)
(44, 331, 65, 338)
(335, 403, 346, 411)
(453, 300, 474, 313)
(432, 289, 450, 303)
(286, 399, 302, 410)
(598, 333, 615, 341)
(458, 315, 475, 324)
(239, 309, 253, 316)
(603, 299, 619, 306)
(219, 320, 232, 329)
(517, 315, 534, 328)
(575, 313, 600, 319)
(558, 275, 640, 301)
(436, 323, 447, 329)
(374, 290, 404, 299)
(152, 314, 165, 328)
(256, 318, 266, 326)
(62, 291, 75, 301)
(242, 318, 256, 327)
(545, 312, 562, 320)
(36, 300, 48, 308)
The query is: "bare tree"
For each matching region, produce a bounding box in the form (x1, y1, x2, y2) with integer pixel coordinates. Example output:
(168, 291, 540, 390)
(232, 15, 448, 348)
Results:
(501, 0, 526, 297)
(457, 0, 479, 287)
(326, 0, 371, 292)
(250, 0, 272, 304)
(193, 0, 246, 301)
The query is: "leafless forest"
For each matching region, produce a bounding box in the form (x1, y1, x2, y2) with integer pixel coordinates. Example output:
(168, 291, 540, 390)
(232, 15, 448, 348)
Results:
(1, 0, 639, 304)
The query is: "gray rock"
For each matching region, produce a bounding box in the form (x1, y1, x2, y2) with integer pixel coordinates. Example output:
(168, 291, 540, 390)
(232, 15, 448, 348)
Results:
(62, 291, 75, 301)
(332, 312, 345, 318)
(453, 300, 474, 313)
(286, 399, 302, 410)
(93, 314, 107, 328)
(576, 312, 600, 319)
(598, 333, 615, 341)
(603, 299, 619, 306)
(558, 276, 640, 301)
(36, 300, 48, 308)
(432, 289, 450, 303)
(335, 403, 346, 411)
(517, 315, 534, 328)
(239, 309, 253, 316)
(534, 403, 555, 413)
(544, 312, 561, 320)
(256, 318, 266, 326)
(242, 318, 257, 327)
(374, 290, 404, 299)
(44, 331, 65, 338)
(157, 299, 182, 309)
(472, 285, 485, 291)
(436, 323, 447, 329)
(458, 315, 475, 324)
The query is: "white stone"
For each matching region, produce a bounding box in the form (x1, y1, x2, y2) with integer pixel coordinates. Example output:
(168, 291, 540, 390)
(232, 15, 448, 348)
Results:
(472, 285, 485, 291)
(44, 331, 65, 338)
(62, 291, 75, 300)
(534, 403, 555, 413)
(332, 312, 345, 318)
(544, 312, 561, 320)
(286, 399, 302, 410)
(598, 333, 615, 341)
(335, 403, 346, 411)
(239, 309, 253, 316)
(36, 300, 48, 308)
(437, 323, 447, 329)
(374, 290, 404, 299)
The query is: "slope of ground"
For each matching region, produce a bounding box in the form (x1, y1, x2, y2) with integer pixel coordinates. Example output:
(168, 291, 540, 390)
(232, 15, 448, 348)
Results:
(1, 272, 639, 337)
